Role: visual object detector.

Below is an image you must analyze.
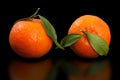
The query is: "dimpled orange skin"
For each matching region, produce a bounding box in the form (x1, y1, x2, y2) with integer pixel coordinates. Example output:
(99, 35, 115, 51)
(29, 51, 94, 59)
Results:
(68, 15, 111, 58)
(9, 19, 53, 58)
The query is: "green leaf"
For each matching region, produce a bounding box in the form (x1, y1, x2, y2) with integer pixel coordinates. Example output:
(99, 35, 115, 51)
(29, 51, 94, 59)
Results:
(60, 34, 82, 47)
(38, 15, 64, 50)
(38, 15, 57, 41)
(87, 59, 109, 75)
(85, 32, 109, 56)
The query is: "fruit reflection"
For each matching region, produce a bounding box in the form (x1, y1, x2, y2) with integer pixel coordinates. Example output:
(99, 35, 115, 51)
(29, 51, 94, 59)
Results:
(8, 59, 52, 80)
(68, 58, 112, 80)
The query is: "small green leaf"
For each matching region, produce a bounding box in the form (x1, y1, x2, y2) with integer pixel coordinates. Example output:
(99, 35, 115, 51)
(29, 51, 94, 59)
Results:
(85, 32, 109, 56)
(38, 15, 64, 50)
(60, 34, 82, 47)
(38, 15, 57, 41)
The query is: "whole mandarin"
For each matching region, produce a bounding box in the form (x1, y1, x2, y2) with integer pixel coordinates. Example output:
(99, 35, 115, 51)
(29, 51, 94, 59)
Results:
(9, 19, 53, 58)
(68, 15, 111, 58)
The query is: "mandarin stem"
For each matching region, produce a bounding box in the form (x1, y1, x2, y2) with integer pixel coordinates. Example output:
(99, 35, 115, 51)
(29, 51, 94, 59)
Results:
(30, 8, 40, 18)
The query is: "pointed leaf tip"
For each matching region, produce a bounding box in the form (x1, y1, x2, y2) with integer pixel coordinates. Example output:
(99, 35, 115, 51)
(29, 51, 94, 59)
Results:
(85, 32, 109, 56)
(60, 34, 82, 48)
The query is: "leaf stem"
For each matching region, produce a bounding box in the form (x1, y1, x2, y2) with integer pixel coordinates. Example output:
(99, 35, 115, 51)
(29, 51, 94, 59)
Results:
(30, 8, 40, 18)
(54, 41, 65, 50)
(80, 30, 87, 35)
(14, 8, 40, 24)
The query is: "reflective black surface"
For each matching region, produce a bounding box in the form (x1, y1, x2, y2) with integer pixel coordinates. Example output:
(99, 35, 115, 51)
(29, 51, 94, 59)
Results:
(1, 51, 116, 80)
(1, 0, 118, 80)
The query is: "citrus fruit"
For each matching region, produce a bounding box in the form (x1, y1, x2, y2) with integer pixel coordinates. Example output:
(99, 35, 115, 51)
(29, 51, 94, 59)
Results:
(9, 19, 53, 58)
(9, 59, 53, 80)
(68, 15, 111, 58)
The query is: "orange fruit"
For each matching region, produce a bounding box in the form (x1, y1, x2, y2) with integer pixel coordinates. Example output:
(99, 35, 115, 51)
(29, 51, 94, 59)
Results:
(68, 15, 111, 58)
(9, 19, 53, 58)
(8, 59, 53, 80)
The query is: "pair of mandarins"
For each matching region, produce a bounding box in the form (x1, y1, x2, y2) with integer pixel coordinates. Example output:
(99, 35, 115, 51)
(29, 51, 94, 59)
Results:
(9, 9, 111, 59)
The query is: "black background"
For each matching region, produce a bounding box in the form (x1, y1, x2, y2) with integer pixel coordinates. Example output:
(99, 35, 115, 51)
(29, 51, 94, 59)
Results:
(0, 0, 118, 80)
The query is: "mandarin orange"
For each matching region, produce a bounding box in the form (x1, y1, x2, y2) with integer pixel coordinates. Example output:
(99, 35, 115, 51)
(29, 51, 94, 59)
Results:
(68, 15, 111, 58)
(9, 19, 53, 58)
